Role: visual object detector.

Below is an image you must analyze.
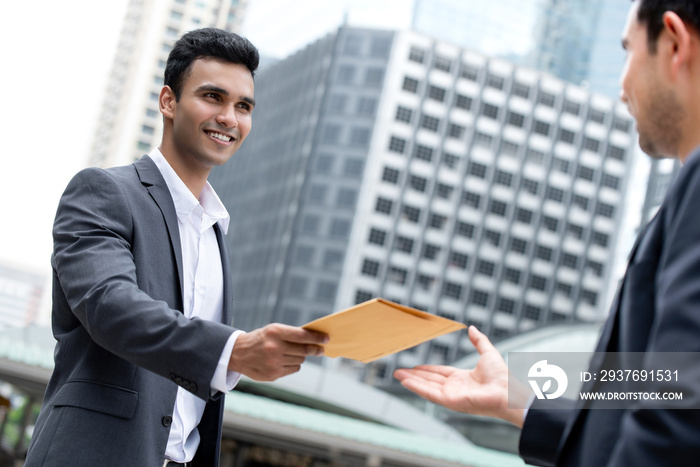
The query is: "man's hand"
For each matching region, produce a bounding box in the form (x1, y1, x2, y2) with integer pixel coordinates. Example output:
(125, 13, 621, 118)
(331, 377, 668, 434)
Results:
(228, 323, 328, 381)
(393, 326, 527, 427)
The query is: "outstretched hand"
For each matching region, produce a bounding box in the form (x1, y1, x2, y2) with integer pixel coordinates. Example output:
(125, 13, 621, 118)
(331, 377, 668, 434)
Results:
(394, 326, 527, 427)
(229, 323, 328, 381)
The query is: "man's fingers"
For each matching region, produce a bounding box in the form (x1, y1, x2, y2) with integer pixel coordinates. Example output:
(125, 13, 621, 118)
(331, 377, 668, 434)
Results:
(468, 325, 497, 356)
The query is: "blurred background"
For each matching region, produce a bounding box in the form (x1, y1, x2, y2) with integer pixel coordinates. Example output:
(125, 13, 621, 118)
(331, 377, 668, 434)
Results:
(0, 1, 682, 466)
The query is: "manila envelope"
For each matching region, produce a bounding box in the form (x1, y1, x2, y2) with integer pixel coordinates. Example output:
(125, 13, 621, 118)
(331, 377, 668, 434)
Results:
(302, 298, 466, 363)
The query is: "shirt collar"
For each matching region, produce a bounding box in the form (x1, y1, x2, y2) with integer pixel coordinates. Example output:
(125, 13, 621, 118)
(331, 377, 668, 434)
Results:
(147, 148, 230, 234)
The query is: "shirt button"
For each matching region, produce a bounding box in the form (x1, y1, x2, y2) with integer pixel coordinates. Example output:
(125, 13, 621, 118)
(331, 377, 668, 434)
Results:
(162, 416, 173, 427)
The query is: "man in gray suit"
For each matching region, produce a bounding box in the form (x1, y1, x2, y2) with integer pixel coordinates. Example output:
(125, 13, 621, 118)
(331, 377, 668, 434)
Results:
(396, 0, 700, 465)
(25, 28, 327, 466)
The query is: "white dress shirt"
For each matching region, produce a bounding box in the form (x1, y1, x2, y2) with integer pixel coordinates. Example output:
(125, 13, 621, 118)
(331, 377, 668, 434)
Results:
(148, 148, 242, 463)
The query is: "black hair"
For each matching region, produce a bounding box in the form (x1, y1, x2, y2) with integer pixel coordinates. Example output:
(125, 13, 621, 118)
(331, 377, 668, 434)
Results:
(164, 28, 259, 100)
(636, 0, 700, 52)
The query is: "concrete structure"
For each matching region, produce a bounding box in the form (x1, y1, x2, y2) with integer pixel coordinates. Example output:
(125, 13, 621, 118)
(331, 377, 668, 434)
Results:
(0, 263, 45, 329)
(209, 26, 637, 386)
(88, 0, 249, 169)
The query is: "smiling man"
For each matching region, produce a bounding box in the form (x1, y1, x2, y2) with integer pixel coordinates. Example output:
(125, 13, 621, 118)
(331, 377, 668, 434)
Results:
(24, 28, 327, 467)
(395, 1, 700, 465)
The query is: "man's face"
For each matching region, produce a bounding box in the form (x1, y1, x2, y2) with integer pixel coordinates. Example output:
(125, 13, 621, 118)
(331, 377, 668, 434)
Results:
(620, 1, 682, 158)
(165, 58, 255, 171)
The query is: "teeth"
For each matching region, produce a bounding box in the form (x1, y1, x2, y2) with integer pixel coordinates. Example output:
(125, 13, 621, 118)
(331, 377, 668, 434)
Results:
(209, 132, 232, 142)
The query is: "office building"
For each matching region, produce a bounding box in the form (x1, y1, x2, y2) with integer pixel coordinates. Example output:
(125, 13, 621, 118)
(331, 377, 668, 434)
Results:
(0, 262, 46, 329)
(209, 26, 637, 385)
(88, 0, 249, 168)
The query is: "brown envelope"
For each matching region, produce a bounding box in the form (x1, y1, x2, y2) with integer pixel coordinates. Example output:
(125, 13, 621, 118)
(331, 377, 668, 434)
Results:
(302, 298, 467, 363)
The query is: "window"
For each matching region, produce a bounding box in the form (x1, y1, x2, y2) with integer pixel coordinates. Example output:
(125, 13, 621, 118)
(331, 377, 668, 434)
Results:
(470, 289, 490, 307)
(417, 274, 435, 291)
(395, 106, 413, 123)
(516, 208, 533, 224)
(403, 76, 419, 93)
(328, 94, 347, 113)
(504, 267, 521, 284)
(567, 223, 584, 239)
(349, 127, 370, 146)
(337, 64, 356, 84)
(423, 243, 441, 260)
(576, 165, 595, 181)
(355, 290, 373, 304)
(382, 167, 400, 184)
(421, 115, 440, 132)
(581, 289, 598, 306)
(455, 221, 475, 238)
(560, 253, 579, 269)
(521, 178, 539, 195)
(308, 184, 327, 204)
(414, 145, 434, 162)
(461, 64, 479, 81)
(513, 82, 531, 99)
(481, 103, 500, 120)
(607, 145, 626, 161)
(484, 229, 502, 246)
(454, 94, 473, 110)
(408, 46, 425, 63)
(361, 259, 380, 277)
(552, 157, 570, 174)
(501, 140, 519, 157)
(315, 155, 333, 173)
(589, 109, 607, 124)
(558, 128, 576, 144)
(573, 194, 589, 210)
(302, 215, 320, 234)
(428, 85, 446, 102)
(535, 245, 553, 262)
(371, 37, 391, 58)
(592, 231, 609, 247)
(388, 266, 408, 284)
(596, 202, 615, 218)
(523, 304, 541, 321)
(563, 100, 581, 116)
(287, 276, 308, 298)
(461, 191, 481, 208)
(448, 123, 465, 139)
(394, 236, 414, 254)
(433, 55, 452, 72)
(510, 237, 528, 254)
(368, 228, 387, 245)
(364, 67, 384, 87)
(542, 216, 559, 232)
(495, 170, 514, 186)
(141, 125, 155, 135)
(529, 275, 547, 291)
(587, 260, 604, 277)
(449, 251, 469, 269)
(507, 111, 525, 128)
(429, 213, 447, 229)
(546, 186, 564, 203)
(602, 174, 620, 190)
(343, 158, 364, 177)
(533, 120, 551, 136)
(442, 153, 460, 169)
(436, 183, 454, 199)
(556, 281, 573, 298)
(409, 175, 428, 192)
(375, 197, 393, 215)
(468, 162, 488, 178)
(584, 136, 601, 153)
(336, 189, 356, 208)
(316, 281, 338, 302)
(497, 297, 515, 314)
(343, 34, 362, 55)
(489, 200, 508, 217)
(402, 205, 421, 223)
(443, 282, 463, 299)
(294, 245, 314, 266)
(357, 97, 377, 116)
(388, 136, 406, 154)
(322, 125, 341, 143)
(538, 91, 555, 107)
(613, 116, 631, 132)
(526, 148, 545, 165)
(474, 132, 494, 148)
(486, 74, 505, 90)
(477, 260, 495, 277)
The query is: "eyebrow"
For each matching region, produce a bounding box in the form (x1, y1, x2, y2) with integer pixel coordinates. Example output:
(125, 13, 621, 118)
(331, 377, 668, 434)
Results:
(196, 84, 255, 107)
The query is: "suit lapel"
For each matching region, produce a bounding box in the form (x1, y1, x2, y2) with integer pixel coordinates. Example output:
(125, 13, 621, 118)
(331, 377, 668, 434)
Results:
(214, 223, 233, 326)
(133, 156, 185, 298)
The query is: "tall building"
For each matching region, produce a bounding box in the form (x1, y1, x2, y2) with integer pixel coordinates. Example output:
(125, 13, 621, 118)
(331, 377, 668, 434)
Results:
(411, 0, 629, 100)
(209, 26, 637, 385)
(0, 262, 46, 329)
(88, 0, 249, 168)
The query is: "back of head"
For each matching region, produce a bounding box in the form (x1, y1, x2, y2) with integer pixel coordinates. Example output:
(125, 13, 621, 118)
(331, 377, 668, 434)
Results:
(164, 28, 259, 100)
(636, 0, 700, 51)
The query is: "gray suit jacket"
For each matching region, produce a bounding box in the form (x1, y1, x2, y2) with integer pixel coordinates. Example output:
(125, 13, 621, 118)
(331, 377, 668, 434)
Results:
(25, 156, 235, 467)
(519, 148, 700, 466)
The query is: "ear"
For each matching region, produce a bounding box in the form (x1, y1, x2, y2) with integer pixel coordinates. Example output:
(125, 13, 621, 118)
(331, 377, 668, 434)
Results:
(159, 86, 176, 119)
(661, 11, 693, 76)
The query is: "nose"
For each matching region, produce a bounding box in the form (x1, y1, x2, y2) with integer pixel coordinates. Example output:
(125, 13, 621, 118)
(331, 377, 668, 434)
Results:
(216, 104, 238, 129)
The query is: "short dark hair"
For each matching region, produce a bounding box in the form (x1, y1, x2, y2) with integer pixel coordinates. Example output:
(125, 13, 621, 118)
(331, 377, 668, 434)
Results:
(636, 0, 700, 52)
(164, 28, 259, 100)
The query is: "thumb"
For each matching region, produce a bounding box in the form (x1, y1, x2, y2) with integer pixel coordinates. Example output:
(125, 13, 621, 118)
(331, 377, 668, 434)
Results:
(468, 325, 496, 355)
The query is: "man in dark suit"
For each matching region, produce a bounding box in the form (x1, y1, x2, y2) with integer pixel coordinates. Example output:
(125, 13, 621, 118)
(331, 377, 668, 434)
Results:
(25, 28, 327, 466)
(395, 1, 700, 465)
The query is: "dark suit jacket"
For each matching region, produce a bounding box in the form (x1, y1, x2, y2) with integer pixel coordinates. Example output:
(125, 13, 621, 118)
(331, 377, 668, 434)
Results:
(519, 149, 700, 466)
(25, 156, 236, 467)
